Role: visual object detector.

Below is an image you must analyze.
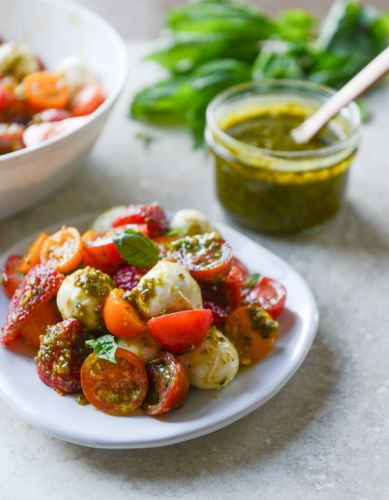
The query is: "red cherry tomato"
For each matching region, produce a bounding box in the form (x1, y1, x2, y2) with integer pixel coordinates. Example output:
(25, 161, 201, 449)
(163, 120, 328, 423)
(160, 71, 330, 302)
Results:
(0, 123, 25, 154)
(111, 203, 169, 237)
(231, 257, 249, 280)
(81, 348, 148, 416)
(1, 255, 23, 299)
(143, 352, 189, 415)
(170, 232, 232, 282)
(148, 309, 212, 353)
(71, 83, 105, 116)
(242, 277, 287, 317)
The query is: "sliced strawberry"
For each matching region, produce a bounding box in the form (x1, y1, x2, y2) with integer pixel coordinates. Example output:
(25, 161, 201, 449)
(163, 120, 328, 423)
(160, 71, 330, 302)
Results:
(111, 203, 169, 237)
(112, 264, 150, 291)
(203, 300, 229, 330)
(1, 264, 64, 345)
(1, 255, 23, 299)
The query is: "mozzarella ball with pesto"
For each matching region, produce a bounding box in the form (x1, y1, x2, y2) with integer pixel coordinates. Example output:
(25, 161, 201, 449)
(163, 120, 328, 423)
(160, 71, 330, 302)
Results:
(117, 333, 161, 363)
(178, 327, 239, 390)
(56, 267, 114, 331)
(170, 209, 216, 236)
(131, 260, 202, 319)
(90, 206, 126, 233)
(0, 42, 39, 80)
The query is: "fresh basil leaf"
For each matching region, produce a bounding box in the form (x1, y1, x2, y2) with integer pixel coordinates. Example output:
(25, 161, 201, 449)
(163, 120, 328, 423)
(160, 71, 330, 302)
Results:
(113, 229, 160, 267)
(167, 227, 185, 236)
(246, 273, 261, 288)
(86, 334, 118, 364)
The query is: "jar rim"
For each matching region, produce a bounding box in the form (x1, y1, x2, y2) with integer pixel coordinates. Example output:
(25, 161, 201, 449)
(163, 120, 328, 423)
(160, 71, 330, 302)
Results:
(205, 79, 361, 168)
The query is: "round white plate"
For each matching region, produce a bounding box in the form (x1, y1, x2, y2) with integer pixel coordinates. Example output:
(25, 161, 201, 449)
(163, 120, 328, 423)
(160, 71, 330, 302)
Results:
(0, 214, 318, 449)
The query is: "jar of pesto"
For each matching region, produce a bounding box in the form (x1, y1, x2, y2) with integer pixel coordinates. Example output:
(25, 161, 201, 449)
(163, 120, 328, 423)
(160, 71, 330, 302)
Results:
(205, 80, 361, 234)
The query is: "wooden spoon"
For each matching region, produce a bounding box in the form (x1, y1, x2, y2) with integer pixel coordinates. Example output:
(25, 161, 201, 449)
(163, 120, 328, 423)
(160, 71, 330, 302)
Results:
(291, 46, 389, 144)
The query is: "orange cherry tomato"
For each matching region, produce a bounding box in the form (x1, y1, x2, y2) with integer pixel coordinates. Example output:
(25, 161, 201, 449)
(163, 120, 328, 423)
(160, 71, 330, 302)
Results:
(225, 305, 279, 365)
(23, 71, 70, 111)
(81, 348, 148, 416)
(18, 232, 48, 274)
(20, 300, 61, 347)
(103, 288, 147, 339)
(71, 83, 105, 116)
(40, 227, 83, 273)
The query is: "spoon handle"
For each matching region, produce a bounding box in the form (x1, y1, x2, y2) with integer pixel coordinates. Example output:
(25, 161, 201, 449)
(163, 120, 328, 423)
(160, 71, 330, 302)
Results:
(291, 46, 389, 144)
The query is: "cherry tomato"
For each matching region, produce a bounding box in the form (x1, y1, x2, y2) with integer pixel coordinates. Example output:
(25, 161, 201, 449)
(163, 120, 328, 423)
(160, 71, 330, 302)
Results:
(143, 352, 189, 415)
(81, 348, 148, 416)
(0, 85, 14, 112)
(148, 309, 212, 353)
(71, 83, 105, 116)
(20, 300, 61, 347)
(225, 305, 279, 365)
(1, 255, 23, 299)
(23, 71, 70, 111)
(1, 264, 64, 345)
(170, 232, 233, 282)
(18, 232, 48, 274)
(242, 277, 287, 317)
(40, 227, 83, 274)
(231, 257, 249, 280)
(36, 318, 91, 394)
(111, 203, 169, 237)
(103, 288, 147, 339)
(0, 123, 25, 154)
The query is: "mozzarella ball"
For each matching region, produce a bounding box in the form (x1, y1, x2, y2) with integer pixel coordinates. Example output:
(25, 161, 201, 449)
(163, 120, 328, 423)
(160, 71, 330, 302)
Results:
(90, 206, 127, 233)
(117, 333, 161, 363)
(170, 209, 216, 236)
(0, 42, 39, 80)
(131, 260, 202, 318)
(57, 267, 114, 331)
(56, 55, 97, 92)
(178, 327, 239, 390)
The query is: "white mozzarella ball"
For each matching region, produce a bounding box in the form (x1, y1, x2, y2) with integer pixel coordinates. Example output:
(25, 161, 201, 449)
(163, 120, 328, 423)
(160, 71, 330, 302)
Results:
(117, 333, 161, 363)
(56, 55, 97, 92)
(170, 209, 216, 236)
(0, 42, 39, 80)
(56, 267, 114, 331)
(90, 206, 127, 233)
(132, 260, 202, 319)
(178, 327, 239, 390)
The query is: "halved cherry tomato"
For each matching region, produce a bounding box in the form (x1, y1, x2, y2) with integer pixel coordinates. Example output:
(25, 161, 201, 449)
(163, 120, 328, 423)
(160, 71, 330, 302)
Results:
(111, 203, 169, 237)
(81, 348, 148, 416)
(225, 305, 279, 365)
(23, 71, 70, 111)
(82, 225, 149, 273)
(71, 83, 105, 116)
(170, 232, 232, 282)
(1, 255, 23, 299)
(103, 288, 147, 339)
(40, 227, 82, 274)
(0, 123, 25, 154)
(143, 352, 189, 415)
(242, 277, 287, 317)
(18, 232, 48, 274)
(148, 309, 212, 353)
(231, 257, 249, 280)
(20, 300, 61, 347)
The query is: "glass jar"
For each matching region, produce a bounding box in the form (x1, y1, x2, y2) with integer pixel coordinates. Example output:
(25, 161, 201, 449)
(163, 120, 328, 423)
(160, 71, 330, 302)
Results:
(205, 80, 361, 234)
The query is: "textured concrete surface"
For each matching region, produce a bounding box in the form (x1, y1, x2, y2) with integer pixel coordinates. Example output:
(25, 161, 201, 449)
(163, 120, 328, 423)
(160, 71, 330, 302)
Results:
(0, 42, 389, 500)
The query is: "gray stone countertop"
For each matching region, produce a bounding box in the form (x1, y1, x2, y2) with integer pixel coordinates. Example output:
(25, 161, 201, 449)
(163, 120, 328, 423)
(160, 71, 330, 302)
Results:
(0, 42, 388, 500)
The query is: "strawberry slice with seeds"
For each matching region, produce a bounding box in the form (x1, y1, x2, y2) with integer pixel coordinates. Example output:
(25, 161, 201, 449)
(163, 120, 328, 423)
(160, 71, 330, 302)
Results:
(113, 264, 150, 291)
(1, 264, 64, 345)
(111, 203, 169, 237)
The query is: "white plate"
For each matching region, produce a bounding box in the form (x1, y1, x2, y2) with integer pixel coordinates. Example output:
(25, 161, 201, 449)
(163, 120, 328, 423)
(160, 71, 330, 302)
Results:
(0, 214, 318, 449)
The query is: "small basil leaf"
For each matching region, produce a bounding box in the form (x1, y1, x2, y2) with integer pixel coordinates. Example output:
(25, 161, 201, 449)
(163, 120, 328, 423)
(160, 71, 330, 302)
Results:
(167, 227, 185, 236)
(86, 334, 118, 364)
(113, 229, 160, 267)
(246, 273, 261, 288)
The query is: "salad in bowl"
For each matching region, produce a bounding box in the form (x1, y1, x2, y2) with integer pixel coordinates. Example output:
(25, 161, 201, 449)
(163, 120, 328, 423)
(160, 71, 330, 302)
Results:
(1, 203, 287, 417)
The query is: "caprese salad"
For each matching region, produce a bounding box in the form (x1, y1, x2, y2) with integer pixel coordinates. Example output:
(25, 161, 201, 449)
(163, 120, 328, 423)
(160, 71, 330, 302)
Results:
(0, 203, 287, 417)
(0, 39, 106, 155)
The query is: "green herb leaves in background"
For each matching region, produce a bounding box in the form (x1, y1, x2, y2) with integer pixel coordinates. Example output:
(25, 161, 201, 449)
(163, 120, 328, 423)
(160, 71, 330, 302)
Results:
(113, 229, 160, 267)
(130, 0, 389, 146)
(86, 335, 118, 364)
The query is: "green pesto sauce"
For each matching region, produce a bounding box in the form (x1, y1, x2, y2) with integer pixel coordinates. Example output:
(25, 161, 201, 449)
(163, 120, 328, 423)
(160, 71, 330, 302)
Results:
(213, 105, 355, 234)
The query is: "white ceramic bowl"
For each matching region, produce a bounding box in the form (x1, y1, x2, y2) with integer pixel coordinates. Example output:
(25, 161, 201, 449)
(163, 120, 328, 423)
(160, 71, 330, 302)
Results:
(0, 0, 128, 219)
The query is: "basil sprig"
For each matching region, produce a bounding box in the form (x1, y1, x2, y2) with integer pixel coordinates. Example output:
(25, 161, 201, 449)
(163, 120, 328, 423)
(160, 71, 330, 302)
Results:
(86, 334, 118, 364)
(113, 229, 160, 267)
(246, 273, 261, 288)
